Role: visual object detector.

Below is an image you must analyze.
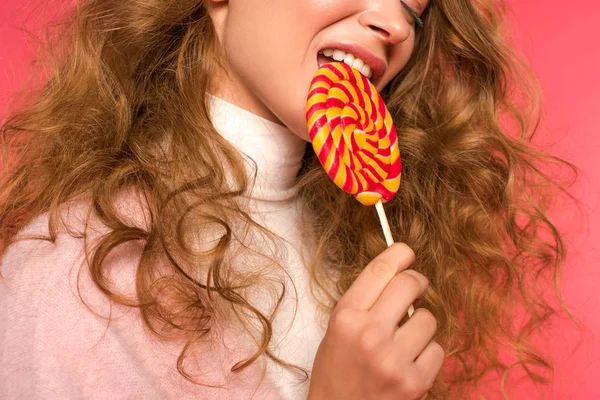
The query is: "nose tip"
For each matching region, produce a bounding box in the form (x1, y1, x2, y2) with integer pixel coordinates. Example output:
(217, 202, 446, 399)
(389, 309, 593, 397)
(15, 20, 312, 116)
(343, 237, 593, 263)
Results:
(358, 10, 411, 44)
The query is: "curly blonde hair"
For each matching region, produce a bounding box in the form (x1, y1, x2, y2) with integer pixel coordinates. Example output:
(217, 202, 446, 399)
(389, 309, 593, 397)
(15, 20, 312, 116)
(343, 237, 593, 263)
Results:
(0, 0, 582, 398)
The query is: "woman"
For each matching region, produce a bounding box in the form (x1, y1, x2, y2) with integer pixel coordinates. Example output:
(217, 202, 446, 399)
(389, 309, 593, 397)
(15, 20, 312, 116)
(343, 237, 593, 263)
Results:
(0, 0, 577, 398)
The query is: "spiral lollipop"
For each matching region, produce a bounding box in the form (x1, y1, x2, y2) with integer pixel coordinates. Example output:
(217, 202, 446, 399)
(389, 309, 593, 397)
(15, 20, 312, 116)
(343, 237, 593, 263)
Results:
(306, 61, 401, 207)
(306, 61, 414, 317)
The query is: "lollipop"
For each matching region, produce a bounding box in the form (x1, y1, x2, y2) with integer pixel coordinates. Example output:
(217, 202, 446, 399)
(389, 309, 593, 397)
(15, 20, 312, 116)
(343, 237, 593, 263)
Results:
(306, 61, 402, 207)
(306, 61, 414, 317)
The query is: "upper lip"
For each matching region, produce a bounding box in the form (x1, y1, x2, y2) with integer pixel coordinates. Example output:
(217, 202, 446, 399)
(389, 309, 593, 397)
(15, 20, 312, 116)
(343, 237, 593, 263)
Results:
(318, 41, 387, 81)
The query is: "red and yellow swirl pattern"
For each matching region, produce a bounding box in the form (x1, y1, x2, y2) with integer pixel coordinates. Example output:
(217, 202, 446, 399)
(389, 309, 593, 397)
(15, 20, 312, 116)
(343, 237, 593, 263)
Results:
(306, 62, 402, 206)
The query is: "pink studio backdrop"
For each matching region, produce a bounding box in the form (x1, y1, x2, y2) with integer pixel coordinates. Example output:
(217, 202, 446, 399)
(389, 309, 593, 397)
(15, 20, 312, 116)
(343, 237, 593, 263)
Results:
(1, 1, 599, 399)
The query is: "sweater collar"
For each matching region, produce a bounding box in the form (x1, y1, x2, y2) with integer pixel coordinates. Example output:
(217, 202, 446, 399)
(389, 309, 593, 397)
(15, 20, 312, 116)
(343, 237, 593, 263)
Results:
(207, 94, 307, 202)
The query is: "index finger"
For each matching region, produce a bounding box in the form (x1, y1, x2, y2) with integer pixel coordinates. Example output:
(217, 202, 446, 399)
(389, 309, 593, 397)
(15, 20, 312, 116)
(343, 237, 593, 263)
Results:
(336, 242, 416, 311)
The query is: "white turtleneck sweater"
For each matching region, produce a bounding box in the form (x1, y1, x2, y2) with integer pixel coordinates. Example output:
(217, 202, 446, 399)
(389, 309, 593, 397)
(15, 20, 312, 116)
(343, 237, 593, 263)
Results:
(0, 94, 328, 400)
(207, 94, 328, 399)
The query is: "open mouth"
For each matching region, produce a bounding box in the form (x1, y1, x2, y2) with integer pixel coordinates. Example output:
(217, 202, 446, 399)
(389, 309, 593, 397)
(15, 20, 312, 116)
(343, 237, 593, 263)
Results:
(317, 48, 374, 81)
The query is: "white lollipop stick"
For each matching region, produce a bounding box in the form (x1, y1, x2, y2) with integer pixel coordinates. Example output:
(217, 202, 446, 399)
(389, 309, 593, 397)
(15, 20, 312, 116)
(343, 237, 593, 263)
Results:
(375, 199, 415, 318)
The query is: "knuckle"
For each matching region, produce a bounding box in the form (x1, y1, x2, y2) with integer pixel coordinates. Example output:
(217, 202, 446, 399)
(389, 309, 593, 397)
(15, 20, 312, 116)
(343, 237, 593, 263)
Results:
(357, 326, 383, 354)
(415, 308, 437, 332)
(373, 360, 427, 398)
(422, 376, 436, 395)
(376, 357, 402, 387)
(396, 272, 424, 296)
(328, 308, 356, 335)
(370, 259, 395, 278)
(404, 269, 429, 289)
(400, 271, 429, 299)
(400, 374, 427, 399)
(431, 341, 446, 359)
(423, 372, 436, 391)
(394, 242, 416, 265)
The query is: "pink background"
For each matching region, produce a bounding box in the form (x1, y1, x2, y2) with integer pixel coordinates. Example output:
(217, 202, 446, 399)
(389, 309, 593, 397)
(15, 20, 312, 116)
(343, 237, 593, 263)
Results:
(1, 1, 599, 398)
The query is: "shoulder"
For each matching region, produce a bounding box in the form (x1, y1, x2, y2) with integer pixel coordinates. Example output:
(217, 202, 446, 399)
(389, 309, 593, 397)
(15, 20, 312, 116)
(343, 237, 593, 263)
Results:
(0, 188, 147, 330)
(1, 204, 93, 302)
(0, 191, 149, 395)
(0, 190, 283, 399)
(1, 186, 149, 288)
(0, 187, 149, 336)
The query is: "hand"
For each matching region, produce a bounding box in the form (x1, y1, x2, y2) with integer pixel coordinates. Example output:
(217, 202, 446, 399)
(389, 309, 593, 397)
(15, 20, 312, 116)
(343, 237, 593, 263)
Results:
(307, 243, 445, 400)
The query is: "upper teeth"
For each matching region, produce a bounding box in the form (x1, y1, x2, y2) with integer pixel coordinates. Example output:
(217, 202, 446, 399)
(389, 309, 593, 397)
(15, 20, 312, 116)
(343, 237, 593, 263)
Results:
(320, 48, 373, 79)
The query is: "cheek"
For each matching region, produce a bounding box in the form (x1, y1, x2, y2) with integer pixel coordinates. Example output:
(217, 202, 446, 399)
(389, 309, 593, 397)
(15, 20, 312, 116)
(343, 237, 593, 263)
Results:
(377, 38, 416, 90)
(219, 1, 359, 141)
(221, 29, 313, 140)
